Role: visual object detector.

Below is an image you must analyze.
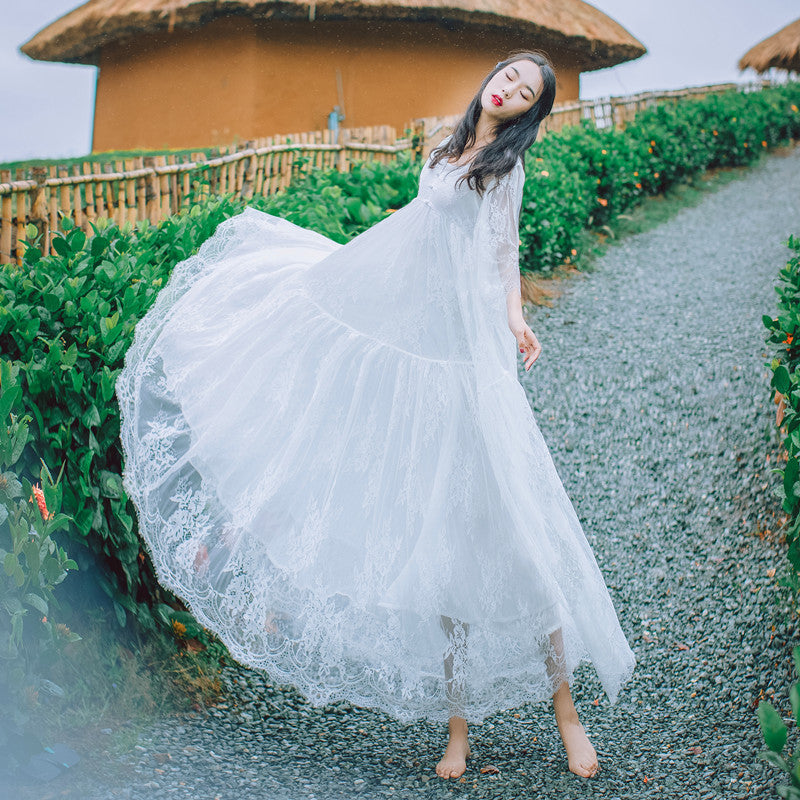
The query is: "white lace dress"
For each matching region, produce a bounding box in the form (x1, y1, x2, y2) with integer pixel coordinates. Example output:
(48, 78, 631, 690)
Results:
(116, 145, 636, 725)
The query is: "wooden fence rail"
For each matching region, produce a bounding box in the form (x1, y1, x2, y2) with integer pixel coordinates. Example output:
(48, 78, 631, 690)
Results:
(0, 78, 779, 266)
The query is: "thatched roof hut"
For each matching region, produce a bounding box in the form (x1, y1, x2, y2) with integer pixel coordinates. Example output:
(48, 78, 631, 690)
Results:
(21, 0, 646, 152)
(739, 17, 800, 74)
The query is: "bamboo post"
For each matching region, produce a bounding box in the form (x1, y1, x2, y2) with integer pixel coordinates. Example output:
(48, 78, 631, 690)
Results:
(156, 156, 170, 218)
(135, 156, 147, 222)
(299, 132, 309, 175)
(281, 137, 292, 190)
(47, 166, 59, 253)
(242, 141, 257, 200)
(181, 162, 191, 208)
(168, 155, 179, 215)
(91, 162, 104, 220)
(83, 161, 96, 224)
(0, 169, 12, 265)
(14, 177, 27, 267)
(193, 151, 209, 202)
(123, 158, 136, 227)
(143, 156, 160, 224)
(218, 148, 228, 197)
(235, 147, 247, 198)
(254, 149, 266, 197)
(30, 166, 49, 258)
(71, 164, 84, 230)
(265, 137, 276, 196)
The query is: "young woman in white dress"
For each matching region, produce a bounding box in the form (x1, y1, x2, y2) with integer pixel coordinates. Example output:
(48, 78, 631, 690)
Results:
(116, 51, 636, 786)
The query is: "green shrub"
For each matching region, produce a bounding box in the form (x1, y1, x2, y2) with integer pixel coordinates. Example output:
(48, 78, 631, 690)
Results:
(764, 234, 800, 594)
(0, 357, 79, 699)
(757, 645, 800, 799)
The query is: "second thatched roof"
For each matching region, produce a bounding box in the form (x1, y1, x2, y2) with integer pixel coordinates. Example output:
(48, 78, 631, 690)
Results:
(20, 0, 646, 70)
(739, 16, 800, 74)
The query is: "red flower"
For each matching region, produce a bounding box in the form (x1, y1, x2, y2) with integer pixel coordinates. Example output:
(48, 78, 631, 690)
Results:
(31, 484, 53, 521)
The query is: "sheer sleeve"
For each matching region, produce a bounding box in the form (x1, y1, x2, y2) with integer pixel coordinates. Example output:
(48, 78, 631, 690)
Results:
(480, 161, 525, 296)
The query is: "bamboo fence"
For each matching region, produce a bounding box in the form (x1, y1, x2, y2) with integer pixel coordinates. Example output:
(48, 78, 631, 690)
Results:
(0, 78, 777, 265)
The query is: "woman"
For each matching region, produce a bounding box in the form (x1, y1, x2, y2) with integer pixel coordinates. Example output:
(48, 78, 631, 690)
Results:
(116, 51, 636, 784)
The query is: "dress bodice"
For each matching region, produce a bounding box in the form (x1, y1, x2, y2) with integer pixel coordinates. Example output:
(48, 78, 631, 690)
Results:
(415, 157, 482, 231)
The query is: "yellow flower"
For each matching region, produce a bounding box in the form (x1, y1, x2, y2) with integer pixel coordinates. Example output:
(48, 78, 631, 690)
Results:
(650, 140, 655, 146)
(571, 248, 577, 256)
(654, 172, 660, 178)
(792, 104, 799, 112)
(633, 171, 639, 176)
(601, 149, 607, 155)
(540, 170, 549, 177)
(762, 140, 767, 147)
(171, 620, 187, 637)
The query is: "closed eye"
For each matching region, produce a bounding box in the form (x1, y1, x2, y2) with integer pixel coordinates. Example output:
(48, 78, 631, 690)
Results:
(506, 70, 532, 102)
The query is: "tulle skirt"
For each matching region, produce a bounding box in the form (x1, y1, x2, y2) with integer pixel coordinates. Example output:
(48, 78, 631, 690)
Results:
(116, 204, 635, 724)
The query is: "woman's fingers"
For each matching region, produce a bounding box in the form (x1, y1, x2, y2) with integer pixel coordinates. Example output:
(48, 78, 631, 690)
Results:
(516, 325, 542, 370)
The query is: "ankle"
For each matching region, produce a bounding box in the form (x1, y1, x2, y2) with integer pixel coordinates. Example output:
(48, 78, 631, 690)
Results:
(552, 685, 580, 726)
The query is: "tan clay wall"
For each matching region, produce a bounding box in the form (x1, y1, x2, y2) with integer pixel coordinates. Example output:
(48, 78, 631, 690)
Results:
(92, 16, 582, 152)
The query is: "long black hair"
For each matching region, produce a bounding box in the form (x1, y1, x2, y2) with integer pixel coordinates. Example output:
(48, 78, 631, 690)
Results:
(428, 51, 556, 194)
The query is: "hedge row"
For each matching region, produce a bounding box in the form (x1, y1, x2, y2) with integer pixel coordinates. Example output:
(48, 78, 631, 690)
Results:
(758, 234, 800, 798)
(1, 82, 799, 643)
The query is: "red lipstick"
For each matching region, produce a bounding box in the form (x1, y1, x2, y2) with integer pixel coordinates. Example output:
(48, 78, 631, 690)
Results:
(491, 94, 503, 107)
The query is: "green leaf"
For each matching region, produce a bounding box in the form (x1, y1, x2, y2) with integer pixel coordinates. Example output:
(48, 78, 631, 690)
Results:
(82, 405, 101, 429)
(22, 592, 48, 615)
(113, 599, 127, 628)
(3, 551, 18, 576)
(758, 700, 789, 752)
(99, 470, 124, 499)
(69, 229, 86, 252)
(0, 382, 21, 418)
(61, 343, 78, 368)
(775, 365, 793, 394)
(759, 748, 790, 771)
(91, 236, 108, 258)
(2, 596, 23, 615)
(22, 540, 40, 575)
(786, 458, 800, 500)
(52, 236, 70, 258)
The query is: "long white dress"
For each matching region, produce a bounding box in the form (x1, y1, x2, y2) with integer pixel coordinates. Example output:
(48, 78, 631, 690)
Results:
(116, 143, 636, 725)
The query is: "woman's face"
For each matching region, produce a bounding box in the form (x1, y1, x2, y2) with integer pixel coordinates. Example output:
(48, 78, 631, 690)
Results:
(480, 60, 543, 123)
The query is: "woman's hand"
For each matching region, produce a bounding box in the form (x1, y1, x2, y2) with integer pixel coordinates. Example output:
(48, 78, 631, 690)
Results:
(510, 318, 542, 371)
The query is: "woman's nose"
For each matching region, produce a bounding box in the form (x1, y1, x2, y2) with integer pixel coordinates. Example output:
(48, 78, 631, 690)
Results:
(502, 86, 511, 98)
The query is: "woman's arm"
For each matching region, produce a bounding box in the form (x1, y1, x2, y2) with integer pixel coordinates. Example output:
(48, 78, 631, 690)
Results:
(485, 162, 543, 371)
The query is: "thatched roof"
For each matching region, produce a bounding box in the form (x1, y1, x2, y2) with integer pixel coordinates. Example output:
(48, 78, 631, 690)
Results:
(20, 0, 646, 70)
(739, 17, 800, 74)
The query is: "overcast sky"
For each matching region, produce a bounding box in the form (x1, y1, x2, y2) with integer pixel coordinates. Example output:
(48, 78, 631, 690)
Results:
(2, 1, 798, 163)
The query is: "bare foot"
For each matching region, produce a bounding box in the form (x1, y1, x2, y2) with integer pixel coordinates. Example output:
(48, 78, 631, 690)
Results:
(556, 718, 598, 778)
(552, 681, 599, 778)
(435, 718, 472, 779)
(194, 544, 209, 574)
(263, 611, 279, 634)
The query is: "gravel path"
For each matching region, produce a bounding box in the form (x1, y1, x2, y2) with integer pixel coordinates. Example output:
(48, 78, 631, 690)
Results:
(16, 144, 800, 800)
